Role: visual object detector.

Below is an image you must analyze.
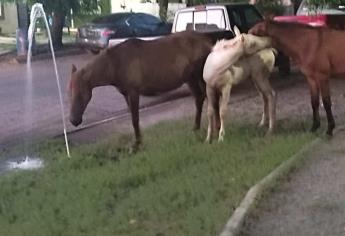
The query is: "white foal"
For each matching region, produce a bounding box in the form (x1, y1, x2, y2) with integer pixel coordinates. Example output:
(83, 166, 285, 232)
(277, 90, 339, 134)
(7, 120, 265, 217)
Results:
(204, 28, 277, 143)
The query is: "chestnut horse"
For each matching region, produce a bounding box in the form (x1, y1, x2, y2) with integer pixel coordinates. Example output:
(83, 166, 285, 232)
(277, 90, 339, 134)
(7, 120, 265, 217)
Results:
(69, 31, 213, 150)
(249, 20, 345, 136)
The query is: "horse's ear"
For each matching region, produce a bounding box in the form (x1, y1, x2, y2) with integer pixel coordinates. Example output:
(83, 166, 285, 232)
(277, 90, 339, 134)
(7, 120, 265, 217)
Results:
(72, 64, 77, 73)
(234, 25, 241, 36)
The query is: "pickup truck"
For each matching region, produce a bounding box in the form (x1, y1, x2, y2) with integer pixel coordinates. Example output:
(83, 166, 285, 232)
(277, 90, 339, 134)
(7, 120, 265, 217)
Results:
(171, 3, 290, 75)
(274, 0, 345, 29)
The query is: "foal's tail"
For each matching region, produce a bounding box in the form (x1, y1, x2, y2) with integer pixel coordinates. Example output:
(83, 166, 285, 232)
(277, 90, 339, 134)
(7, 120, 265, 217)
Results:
(271, 48, 278, 57)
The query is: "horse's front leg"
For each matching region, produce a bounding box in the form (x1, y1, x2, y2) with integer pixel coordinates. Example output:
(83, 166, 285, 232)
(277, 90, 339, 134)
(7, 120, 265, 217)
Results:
(319, 78, 335, 136)
(307, 77, 321, 132)
(218, 84, 232, 142)
(127, 92, 142, 151)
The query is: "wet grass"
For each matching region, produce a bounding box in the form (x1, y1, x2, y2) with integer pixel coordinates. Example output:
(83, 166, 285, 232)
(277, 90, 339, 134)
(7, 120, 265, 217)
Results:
(0, 119, 314, 236)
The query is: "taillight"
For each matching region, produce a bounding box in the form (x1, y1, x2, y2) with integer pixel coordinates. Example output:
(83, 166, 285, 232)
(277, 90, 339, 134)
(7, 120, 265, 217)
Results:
(102, 29, 115, 37)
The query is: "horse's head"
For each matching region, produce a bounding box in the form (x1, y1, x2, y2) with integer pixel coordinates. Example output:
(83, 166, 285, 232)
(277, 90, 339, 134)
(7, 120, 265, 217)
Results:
(68, 64, 92, 127)
(248, 21, 269, 36)
(234, 25, 272, 55)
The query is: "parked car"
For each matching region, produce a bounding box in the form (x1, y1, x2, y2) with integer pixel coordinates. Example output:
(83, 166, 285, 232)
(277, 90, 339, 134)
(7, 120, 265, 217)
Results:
(172, 3, 290, 75)
(275, 0, 345, 29)
(76, 12, 172, 54)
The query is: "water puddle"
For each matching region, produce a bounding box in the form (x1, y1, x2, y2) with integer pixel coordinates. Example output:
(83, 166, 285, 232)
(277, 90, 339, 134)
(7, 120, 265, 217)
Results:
(7, 156, 44, 170)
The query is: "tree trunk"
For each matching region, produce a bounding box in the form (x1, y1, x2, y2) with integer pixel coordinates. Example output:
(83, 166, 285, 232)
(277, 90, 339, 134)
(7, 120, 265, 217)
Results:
(52, 11, 65, 49)
(159, 0, 169, 22)
(186, 0, 194, 7)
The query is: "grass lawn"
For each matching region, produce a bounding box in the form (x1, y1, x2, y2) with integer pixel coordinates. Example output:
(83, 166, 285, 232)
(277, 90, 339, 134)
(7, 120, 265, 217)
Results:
(0, 43, 16, 52)
(0, 118, 315, 236)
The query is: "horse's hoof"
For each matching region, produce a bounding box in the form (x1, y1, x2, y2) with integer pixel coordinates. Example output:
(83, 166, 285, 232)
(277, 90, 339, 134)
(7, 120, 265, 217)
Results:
(205, 138, 212, 144)
(310, 126, 320, 133)
(129, 143, 141, 154)
(258, 123, 265, 128)
(326, 130, 333, 137)
(310, 122, 321, 133)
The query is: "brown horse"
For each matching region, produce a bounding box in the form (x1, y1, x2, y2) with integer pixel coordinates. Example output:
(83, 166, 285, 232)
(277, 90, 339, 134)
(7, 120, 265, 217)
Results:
(249, 20, 345, 136)
(69, 31, 213, 149)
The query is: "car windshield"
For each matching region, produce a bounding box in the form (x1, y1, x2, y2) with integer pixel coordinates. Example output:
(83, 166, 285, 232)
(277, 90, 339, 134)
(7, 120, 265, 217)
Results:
(297, 0, 345, 15)
(92, 13, 132, 24)
(175, 9, 226, 32)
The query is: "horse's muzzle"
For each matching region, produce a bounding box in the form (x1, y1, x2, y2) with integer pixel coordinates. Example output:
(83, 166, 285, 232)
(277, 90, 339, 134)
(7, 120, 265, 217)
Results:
(70, 117, 82, 127)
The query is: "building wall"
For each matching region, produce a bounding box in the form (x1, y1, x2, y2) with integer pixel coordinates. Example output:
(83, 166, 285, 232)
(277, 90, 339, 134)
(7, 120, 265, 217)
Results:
(111, 0, 186, 22)
(0, 3, 18, 35)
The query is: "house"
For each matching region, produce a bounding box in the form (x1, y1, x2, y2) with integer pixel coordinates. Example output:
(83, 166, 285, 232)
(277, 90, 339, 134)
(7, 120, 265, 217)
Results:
(111, 0, 186, 21)
(0, 2, 28, 35)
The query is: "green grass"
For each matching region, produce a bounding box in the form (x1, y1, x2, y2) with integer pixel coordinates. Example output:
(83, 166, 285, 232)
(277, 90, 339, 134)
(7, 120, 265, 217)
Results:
(0, 43, 15, 52)
(0, 119, 314, 236)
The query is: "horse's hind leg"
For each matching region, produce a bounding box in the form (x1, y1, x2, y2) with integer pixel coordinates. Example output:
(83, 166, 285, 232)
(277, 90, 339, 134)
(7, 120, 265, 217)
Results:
(188, 80, 205, 130)
(319, 78, 335, 136)
(127, 92, 142, 150)
(218, 84, 232, 142)
(306, 77, 321, 132)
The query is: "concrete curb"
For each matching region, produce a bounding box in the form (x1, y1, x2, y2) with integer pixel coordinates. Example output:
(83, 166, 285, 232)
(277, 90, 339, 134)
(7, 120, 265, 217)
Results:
(0, 44, 85, 64)
(15, 48, 86, 63)
(219, 137, 322, 236)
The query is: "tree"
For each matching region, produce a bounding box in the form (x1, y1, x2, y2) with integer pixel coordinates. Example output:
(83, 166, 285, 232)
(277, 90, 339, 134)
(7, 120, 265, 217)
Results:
(158, 0, 169, 21)
(1, 0, 105, 48)
(307, 0, 345, 8)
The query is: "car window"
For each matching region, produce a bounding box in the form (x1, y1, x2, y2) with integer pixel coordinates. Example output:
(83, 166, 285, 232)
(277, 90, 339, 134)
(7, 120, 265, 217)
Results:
(128, 14, 161, 27)
(175, 9, 226, 32)
(136, 13, 162, 25)
(175, 11, 193, 32)
(230, 9, 243, 29)
(92, 13, 130, 24)
(243, 7, 262, 28)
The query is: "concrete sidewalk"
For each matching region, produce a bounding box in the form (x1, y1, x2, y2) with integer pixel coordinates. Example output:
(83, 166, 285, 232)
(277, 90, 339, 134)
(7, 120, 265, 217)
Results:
(241, 128, 345, 236)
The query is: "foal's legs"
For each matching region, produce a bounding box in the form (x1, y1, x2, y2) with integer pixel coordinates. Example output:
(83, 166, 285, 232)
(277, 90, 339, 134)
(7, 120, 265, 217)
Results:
(188, 80, 206, 130)
(258, 93, 269, 127)
(252, 75, 276, 134)
(306, 77, 321, 132)
(218, 84, 232, 142)
(127, 92, 142, 150)
(205, 86, 217, 143)
(253, 82, 269, 127)
(319, 78, 335, 136)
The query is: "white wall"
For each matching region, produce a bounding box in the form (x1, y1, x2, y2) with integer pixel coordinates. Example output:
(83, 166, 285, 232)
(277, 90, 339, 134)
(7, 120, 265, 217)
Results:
(0, 3, 18, 35)
(111, 0, 186, 22)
